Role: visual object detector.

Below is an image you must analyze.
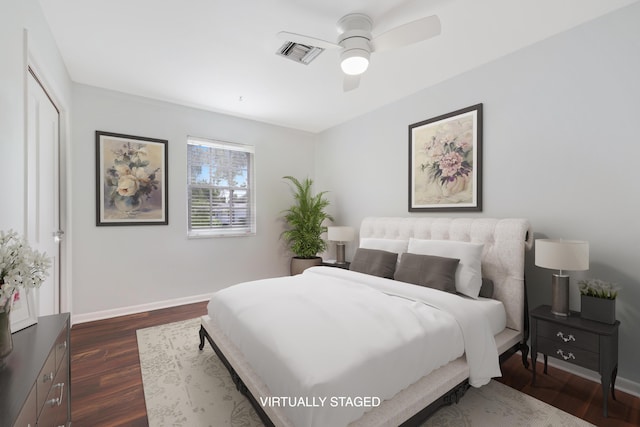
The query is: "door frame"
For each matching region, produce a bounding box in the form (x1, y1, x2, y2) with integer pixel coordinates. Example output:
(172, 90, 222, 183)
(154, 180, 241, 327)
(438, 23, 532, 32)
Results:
(24, 30, 71, 315)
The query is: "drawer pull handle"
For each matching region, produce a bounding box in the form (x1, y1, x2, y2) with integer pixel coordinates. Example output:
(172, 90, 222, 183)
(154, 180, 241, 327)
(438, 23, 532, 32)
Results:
(42, 372, 55, 383)
(556, 332, 575, 342)
(46, 382, 65, 407)
(556, 349, 576, 361)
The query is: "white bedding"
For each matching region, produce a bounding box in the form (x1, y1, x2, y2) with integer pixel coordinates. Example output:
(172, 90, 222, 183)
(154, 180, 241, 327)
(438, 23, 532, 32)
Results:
(208, 266, 503, 427)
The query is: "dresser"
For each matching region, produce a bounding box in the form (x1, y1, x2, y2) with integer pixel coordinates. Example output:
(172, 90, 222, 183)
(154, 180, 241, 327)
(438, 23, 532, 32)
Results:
(530, 305, 619, 417)
(0, 313, 71, 427)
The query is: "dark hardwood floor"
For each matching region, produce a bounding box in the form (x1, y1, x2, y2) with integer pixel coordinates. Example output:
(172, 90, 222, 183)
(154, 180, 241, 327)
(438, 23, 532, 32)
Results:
(497, 355, 640, 427)
(70, 302, 640, 426)
(70, 301, 209, 426)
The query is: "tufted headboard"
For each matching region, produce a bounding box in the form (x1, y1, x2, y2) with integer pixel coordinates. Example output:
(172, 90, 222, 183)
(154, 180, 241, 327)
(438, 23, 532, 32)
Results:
(359, 217, 533, 333)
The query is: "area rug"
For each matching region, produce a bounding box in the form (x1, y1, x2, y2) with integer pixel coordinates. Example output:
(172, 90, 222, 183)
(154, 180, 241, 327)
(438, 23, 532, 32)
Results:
(137, 318, 594, 427)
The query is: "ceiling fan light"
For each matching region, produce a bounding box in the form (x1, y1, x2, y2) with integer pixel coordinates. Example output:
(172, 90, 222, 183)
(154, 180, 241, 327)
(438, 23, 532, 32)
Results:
(340, 49, 369, 75)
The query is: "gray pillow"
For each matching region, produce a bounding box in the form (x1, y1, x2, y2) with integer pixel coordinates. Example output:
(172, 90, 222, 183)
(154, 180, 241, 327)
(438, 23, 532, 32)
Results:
(393, 253, 460, 293)
(349, 248, 398, 279)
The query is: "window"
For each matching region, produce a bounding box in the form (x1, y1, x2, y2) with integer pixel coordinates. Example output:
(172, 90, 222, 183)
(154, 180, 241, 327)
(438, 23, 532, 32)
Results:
(187, 136, 255, 237)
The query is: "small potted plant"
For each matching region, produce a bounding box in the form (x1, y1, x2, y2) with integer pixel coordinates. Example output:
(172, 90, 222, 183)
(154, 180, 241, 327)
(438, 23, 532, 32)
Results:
(281, 176, 333, 275)
(578, 279, 619, 324)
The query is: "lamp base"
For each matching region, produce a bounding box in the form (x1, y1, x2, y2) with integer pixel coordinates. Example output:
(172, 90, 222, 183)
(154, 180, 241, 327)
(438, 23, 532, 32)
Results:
(336, 243, 346, 264)
(551, 274, 570, 316)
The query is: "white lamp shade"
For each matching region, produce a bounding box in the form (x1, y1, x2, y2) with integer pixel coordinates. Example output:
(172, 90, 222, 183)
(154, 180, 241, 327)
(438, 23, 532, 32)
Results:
(535, 239, 589, 271)
(340, 49, 369, 75)
(327, 226, 355, 242)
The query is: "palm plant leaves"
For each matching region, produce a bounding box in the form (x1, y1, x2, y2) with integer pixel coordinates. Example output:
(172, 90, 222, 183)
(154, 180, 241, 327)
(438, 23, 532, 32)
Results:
(282, 176, 333, 258)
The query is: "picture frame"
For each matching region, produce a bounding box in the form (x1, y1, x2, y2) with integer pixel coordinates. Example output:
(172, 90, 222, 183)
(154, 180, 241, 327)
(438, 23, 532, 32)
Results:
(10, 289, 37, 333)
(96, 131, 168, 226)
(408, 104, 483, 212)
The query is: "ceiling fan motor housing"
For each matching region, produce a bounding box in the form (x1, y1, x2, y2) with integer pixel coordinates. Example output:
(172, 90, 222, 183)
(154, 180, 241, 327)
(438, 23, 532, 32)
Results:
(337, 13, 373, 75)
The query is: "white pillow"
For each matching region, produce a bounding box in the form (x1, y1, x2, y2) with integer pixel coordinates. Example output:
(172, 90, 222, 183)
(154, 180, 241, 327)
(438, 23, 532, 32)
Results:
(407, 238, 484, 299)
(359, 238, 409, 254)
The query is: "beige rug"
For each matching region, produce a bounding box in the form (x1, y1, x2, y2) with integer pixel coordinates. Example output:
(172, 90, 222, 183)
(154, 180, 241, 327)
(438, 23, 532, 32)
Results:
(137, 318, 594, 427)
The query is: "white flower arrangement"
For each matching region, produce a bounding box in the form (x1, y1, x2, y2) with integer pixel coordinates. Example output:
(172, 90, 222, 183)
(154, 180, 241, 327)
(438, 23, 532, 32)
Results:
(0, 230, 51, 312)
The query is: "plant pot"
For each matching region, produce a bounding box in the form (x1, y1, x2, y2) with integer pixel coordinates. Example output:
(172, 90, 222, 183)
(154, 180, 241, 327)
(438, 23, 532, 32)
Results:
(290, 257, 322, 276)
(580, 295, 616, 324)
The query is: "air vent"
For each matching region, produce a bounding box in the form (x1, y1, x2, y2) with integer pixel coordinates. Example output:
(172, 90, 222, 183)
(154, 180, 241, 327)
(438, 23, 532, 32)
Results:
(276, 41, 324, 65)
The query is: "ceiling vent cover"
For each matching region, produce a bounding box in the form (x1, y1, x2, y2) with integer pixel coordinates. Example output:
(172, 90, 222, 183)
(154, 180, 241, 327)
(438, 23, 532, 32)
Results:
(276, 41, 324, 65)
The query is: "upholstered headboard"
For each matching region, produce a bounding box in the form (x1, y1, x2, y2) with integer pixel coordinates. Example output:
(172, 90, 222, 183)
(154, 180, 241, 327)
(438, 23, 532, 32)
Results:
(359, 217, 533, 332)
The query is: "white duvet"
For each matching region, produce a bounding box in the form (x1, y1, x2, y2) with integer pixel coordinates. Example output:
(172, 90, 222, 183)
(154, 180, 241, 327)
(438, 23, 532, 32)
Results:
(208, 266, 502, 427)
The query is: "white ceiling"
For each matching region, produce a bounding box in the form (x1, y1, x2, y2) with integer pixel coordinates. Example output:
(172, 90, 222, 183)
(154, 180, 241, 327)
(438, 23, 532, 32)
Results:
(38, 0, 636, 133)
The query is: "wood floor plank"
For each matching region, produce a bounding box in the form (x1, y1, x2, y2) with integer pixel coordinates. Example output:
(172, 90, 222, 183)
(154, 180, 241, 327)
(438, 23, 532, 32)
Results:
(498, 355, 639, 427)
(70, 302, 639, 426)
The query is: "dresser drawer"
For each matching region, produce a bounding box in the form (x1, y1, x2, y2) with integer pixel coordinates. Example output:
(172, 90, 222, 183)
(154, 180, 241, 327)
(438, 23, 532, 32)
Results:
(537, 336, 599, 371)
(38, 357, 69, 427)
(55, 327, 69, 368)
(36, 325, 68, 418)
(537, 320, 599, 352)
(37, 348, 58, 413)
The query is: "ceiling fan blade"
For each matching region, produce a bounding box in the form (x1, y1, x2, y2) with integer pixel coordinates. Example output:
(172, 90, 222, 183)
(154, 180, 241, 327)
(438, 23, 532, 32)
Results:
(277, 31, 340, 50)
(343, 74, 361, 92)
(372, 15, 441, 52)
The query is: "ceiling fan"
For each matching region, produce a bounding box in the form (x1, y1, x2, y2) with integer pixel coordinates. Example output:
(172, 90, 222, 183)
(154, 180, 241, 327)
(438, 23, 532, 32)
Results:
(277, 12, 441, 91)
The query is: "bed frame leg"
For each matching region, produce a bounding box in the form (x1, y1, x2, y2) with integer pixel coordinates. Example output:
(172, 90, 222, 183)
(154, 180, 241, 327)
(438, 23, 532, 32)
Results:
(198, 325, 205, 350)
(520, 343, 530, 369)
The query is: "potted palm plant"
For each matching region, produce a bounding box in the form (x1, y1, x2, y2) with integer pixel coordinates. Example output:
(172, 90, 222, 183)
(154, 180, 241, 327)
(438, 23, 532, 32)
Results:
(281, 176, 334, 275)
(578, 279, 618, 324)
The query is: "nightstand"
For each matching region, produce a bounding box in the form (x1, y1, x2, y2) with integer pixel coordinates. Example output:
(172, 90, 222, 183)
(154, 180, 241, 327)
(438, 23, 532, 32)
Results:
(530, 305, 619, 417)
(322, 261, 351, 269)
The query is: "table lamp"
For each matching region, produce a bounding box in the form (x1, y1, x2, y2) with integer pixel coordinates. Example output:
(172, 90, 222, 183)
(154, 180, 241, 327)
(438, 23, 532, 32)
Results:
(535, 239, 589, 316)
(327, 226, 355, 265)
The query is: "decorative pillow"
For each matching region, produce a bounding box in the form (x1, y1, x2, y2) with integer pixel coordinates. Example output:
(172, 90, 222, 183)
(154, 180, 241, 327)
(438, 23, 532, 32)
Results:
(359, 238, 409, 255)
(393, 253, 460, 293)
(479, 278, 494, 299)
(407, 238, 484, 299)
(349, 248, 398, 279)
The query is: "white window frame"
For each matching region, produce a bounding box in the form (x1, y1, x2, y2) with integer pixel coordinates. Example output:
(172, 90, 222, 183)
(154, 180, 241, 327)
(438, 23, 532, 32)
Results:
(187, 136, 256, 238)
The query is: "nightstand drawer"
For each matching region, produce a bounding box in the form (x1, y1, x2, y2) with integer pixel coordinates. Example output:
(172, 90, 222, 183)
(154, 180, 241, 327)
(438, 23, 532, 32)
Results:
(537, 321, 599, 352)
(537, 336, 599, 371)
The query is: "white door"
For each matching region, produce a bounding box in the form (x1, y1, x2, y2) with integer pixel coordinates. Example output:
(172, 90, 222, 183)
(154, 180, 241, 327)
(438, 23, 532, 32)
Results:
(26, 68, 61, 316)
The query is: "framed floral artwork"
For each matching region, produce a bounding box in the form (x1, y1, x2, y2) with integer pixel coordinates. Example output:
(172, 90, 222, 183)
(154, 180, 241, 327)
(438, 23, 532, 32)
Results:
(408, 104, 483, 212)
(96, 131, 168, 225)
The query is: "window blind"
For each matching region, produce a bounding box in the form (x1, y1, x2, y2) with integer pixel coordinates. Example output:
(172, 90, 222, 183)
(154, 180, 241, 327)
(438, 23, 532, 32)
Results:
(187, 137, 255, 237)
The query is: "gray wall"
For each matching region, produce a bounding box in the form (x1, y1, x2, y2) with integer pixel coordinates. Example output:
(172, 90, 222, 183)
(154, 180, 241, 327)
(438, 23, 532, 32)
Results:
(71, 84, 316, 318)
(316, 3, 640, 390)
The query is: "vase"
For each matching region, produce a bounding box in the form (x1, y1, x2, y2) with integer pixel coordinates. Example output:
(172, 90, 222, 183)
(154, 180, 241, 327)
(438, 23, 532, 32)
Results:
(290, 257, 322, 276)
(0, 310, 12, 369)
(441, 175, 467, 196)
(114, 195, 143, 215)
(580, 295, 616, 324)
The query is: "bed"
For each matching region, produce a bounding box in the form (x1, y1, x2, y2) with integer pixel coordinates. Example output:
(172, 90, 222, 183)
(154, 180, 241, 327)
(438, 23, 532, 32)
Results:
(199, 217, 533, 426)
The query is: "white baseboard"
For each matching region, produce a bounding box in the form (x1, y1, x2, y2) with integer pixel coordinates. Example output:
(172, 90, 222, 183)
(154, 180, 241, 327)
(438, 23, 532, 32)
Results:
(71, 293, 214, 325)
(527, 351, 640, 399)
